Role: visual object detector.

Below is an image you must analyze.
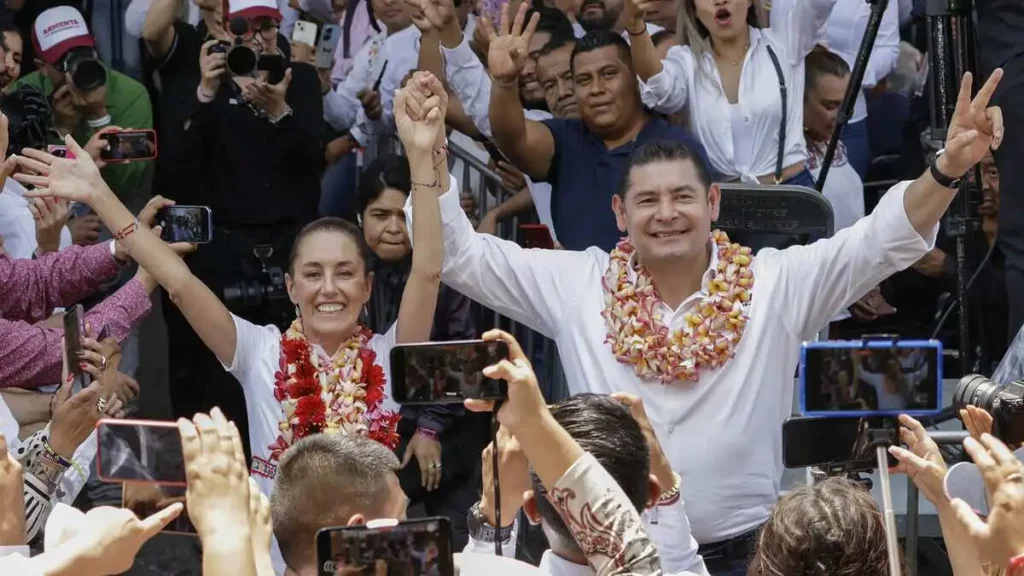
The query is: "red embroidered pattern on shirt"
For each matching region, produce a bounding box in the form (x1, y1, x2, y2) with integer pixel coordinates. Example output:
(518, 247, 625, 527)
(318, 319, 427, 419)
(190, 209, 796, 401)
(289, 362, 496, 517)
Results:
(250, 456, 277, 479)
(549, 486, 631, 569)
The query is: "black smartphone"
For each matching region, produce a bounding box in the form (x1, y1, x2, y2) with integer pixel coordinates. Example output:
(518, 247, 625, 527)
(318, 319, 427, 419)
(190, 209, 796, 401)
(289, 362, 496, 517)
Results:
(155, 205, 214, 244)
(482, 140, 509, 165)
(389, 340, 510, 404)
(63, 305, 89, 393)
(96, 419, 186, 486)
(100, 130, 158, 162)
(316, 517, 454, 576)
(122, 484, 196, 536)
(782, 415, 899, 470)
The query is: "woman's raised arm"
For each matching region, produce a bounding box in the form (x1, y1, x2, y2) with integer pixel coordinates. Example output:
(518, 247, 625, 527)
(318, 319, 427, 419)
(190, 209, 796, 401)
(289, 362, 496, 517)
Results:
(15, 141, 241, 367)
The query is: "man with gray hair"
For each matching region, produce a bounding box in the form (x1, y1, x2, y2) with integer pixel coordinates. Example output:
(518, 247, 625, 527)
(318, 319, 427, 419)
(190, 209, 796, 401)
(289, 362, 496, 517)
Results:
(271, 434, 410, 576)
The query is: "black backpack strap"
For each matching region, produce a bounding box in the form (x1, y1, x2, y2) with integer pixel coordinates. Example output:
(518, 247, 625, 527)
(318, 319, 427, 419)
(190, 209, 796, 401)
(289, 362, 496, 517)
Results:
(765, 44, 787, 184)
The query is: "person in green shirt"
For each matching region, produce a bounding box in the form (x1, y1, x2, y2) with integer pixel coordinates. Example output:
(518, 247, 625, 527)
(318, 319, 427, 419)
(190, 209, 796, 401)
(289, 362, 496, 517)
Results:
(12, 6, 153, 219)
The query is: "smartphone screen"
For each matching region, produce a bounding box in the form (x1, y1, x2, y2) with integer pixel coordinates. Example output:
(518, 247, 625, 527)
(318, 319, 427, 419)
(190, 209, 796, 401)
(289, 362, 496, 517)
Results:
(47, 145, 75, 159)
(100, 130, 158, 162)
(122, 484, 196, 536)
(63, 305, 89, 393)
(800, 340, 943, 417)
(317, 517, 454, 576)
(389, 341, 509, 404)
(782, 416, 899, 469)
(96, 419, 186, 485)
(520, 224, 554, 249)
(155, 206, 213, 244)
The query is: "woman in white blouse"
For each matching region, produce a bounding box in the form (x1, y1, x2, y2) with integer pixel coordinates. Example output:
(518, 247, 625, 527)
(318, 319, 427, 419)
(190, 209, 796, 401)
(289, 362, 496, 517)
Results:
(626, 0, 838, 186)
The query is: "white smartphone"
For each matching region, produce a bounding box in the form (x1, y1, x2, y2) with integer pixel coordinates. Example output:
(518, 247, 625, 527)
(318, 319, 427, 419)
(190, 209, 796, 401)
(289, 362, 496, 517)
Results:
(315, 23, 340, 69)
(292, 20, 317, 48)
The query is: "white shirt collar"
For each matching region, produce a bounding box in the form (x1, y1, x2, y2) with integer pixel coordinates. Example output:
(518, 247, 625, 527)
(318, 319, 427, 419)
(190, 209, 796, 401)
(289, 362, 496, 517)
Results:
(623, 239, 720, 313)
(538, 551, 595, 576)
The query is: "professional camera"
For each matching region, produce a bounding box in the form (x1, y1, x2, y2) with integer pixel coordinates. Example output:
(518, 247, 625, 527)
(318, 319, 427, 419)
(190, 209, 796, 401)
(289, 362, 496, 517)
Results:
(222, 245, 288, 310)
(206, 17, 260, 77)
(60, 47, 107, 93)
(2, 85, 59, 155)
(954, 375, 1024, 445)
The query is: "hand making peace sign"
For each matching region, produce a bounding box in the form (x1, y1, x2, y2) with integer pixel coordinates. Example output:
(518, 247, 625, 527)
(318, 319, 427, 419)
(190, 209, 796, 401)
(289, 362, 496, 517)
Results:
(938, 69, 1005, 178)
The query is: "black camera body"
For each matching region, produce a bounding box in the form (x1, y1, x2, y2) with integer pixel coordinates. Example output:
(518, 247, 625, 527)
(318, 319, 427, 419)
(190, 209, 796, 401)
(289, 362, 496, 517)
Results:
(60, 47, 107, 93)
(954, 375, 1024, 445)
(222, 245, 288, 311)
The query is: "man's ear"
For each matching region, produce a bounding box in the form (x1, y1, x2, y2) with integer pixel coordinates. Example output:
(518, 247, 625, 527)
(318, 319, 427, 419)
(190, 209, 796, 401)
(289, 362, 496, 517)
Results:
(645, 474, 662, 510)
(612, 194, 628, 234)
(346, 513, 365, 526)
(708, 182, 721, 223)
(522, 490, 542, 525)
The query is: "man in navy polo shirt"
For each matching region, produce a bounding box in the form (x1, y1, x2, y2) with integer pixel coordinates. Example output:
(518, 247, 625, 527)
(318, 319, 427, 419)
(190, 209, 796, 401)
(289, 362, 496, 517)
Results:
(485, 3, 706, 251)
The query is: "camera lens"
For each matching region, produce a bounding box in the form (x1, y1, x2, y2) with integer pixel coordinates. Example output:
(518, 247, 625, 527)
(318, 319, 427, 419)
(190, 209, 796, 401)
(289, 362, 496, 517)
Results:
(227, 45, 258, 76)
(953, 374, 1002, 414)
(67, 56, 106, 93)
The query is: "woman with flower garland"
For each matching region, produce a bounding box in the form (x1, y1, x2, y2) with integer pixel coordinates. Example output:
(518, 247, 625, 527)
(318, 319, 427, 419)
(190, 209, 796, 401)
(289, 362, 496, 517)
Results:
(13, 73, 451, 509)
(405, 69, 1004, 574)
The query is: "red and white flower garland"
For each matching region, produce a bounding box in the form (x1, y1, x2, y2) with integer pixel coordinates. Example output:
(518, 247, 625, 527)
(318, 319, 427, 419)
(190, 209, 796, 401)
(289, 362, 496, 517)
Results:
(269, 319, 400, 461)
(601, 230, 754, 383)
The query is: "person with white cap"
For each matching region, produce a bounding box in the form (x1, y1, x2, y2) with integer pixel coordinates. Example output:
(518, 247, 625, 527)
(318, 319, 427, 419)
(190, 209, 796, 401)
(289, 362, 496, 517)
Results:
(13, 6, 153, 216)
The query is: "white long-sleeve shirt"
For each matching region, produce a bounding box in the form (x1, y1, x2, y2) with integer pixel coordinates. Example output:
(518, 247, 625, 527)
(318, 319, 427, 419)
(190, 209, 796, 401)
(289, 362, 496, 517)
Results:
(823, 0, 901, 124)
(639, 0, 837, 182)
(407, 176, 935, 542)
(440, 36, 558, 239)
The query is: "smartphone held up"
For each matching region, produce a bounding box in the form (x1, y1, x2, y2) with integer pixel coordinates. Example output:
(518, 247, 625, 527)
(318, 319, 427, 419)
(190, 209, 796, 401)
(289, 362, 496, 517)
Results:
(155, 205, 213, 244)
(99, 129, 158, 163)
(389, 340, 510, 405)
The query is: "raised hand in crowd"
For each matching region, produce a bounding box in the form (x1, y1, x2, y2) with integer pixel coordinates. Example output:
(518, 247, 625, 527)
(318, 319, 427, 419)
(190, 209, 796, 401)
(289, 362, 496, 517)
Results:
(624, 0, 653, 33)
(935, 70, 1004, 181)
(49, 350, 118, 459)
(28, 197, 70, 255)
(199, 40, 228, 98)
(358, 88, 383, 121)
(479, 425, 531, 529)
(137, 195, 199, 257)
(0, 432, 26, 546)
(402, 427, 443, 492)
(612, 392, 675, 496)
(243, 69, 294, 120)
(395, 71, 449, 156)
(951, 434, 1024, 568)
(78, 325, 140, 410)
(484, 3, 540, 87)
(81, 126, 124, 168)
(178, 408, 258, 576)
(248, 477, 276, 576)
(961, 405, 995, 441)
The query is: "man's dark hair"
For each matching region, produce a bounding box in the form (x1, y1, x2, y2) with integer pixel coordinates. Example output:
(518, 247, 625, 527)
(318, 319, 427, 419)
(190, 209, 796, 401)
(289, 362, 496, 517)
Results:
(354, 154, 412, 215)
(530, 394, 650, 552)
(271, 434, 401, 571)
(570, 30, 632, 74)
(617, 139, 713, 198)
(527, 5, 575, 39)
(538, 29, 576, 59)
(804, 48, 851, 99)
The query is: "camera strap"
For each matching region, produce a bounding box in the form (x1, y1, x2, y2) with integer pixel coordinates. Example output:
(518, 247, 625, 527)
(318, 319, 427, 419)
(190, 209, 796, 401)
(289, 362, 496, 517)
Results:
(764, 44, 786, 185)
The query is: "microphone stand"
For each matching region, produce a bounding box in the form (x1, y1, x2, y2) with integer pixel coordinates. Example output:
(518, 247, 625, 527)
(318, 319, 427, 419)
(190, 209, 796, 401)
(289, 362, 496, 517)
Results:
(815, 0, 890, 192)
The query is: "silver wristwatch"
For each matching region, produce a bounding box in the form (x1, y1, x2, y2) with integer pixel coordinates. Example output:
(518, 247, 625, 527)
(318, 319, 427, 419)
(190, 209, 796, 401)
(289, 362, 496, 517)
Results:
(467, 501, 514, 544)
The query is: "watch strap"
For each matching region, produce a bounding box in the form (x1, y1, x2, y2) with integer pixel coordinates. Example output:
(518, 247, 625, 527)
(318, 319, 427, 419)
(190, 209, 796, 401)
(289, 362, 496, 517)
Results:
(467, 501, 514, 544)
(930, 155, 963, 188)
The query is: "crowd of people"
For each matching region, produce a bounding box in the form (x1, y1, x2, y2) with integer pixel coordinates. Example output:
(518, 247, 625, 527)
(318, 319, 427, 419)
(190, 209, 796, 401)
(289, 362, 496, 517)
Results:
(0, 0, 1022, 573)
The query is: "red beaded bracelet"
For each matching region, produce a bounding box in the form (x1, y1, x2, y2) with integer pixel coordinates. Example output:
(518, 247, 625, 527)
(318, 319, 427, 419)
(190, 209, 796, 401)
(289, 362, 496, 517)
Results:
(1009, 553, 1024, 576)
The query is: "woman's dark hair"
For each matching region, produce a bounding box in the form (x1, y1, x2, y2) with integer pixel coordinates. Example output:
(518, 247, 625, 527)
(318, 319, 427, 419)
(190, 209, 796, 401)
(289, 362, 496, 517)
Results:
(805, 48, 852, 101)
(288, 217, 372, 275)
(748, 478, 899, 576)
(353, 155, 412, 217)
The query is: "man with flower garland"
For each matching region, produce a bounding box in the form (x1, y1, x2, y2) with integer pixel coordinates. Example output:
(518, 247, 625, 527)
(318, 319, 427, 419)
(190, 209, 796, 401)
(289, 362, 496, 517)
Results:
(405, 68, 1005, 574)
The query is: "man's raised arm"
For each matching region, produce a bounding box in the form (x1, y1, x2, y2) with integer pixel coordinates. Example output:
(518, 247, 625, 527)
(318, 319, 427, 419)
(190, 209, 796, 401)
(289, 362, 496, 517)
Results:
(485, 3, 556, 181)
